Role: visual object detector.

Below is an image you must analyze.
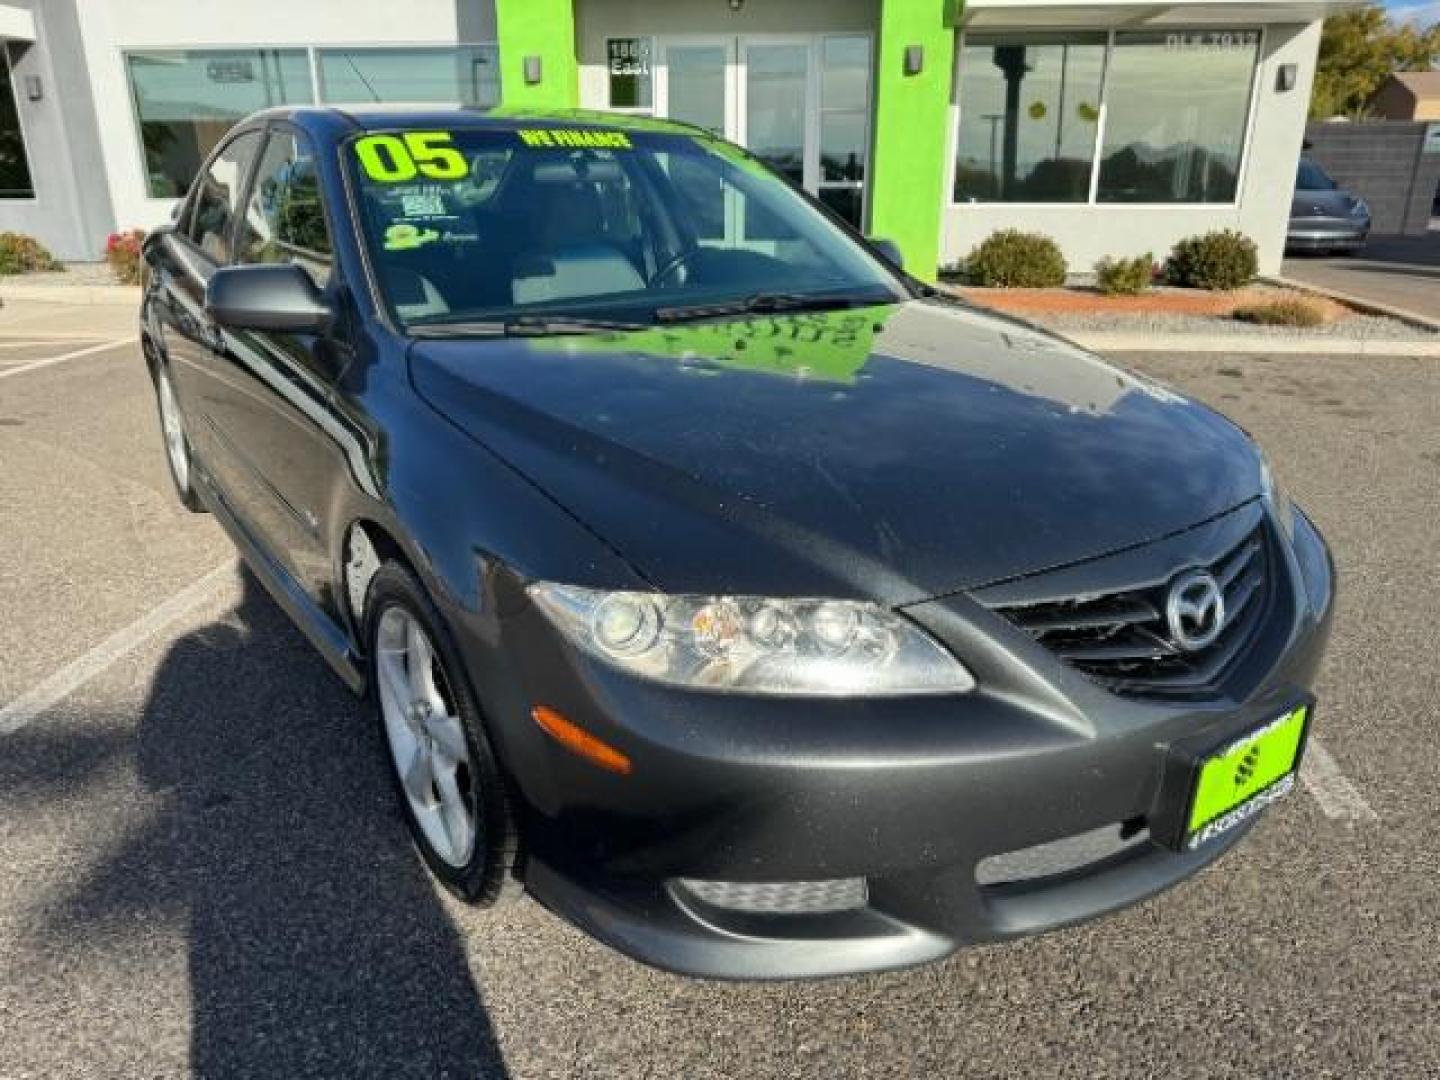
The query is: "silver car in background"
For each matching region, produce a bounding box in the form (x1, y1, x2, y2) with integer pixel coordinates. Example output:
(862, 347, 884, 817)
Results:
(1287, 156, 1370, 254)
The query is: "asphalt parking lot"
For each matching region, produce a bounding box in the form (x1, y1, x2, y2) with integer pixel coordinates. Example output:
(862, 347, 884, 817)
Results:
(1, 301, 1436, 1079)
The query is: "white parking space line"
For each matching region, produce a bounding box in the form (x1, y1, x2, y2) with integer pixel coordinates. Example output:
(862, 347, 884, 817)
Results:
(0, 564, 234, 737)
(0, 336, 137, 380)
(0, 339, 93, 349)
(1301, 739, 1379, 823)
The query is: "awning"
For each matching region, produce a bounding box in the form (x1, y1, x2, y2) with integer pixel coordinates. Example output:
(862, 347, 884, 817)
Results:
(0, 4, 36, 42)
(955, 0, 1363, 29)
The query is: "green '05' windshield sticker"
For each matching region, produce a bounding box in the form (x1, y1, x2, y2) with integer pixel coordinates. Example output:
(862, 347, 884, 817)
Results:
(355, 132, 468, 182)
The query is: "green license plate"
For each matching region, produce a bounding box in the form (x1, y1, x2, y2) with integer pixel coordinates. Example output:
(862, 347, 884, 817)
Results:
(1183, 705, 1310, 850)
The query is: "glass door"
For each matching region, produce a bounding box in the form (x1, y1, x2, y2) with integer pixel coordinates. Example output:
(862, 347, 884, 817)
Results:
(656, 38, 734, 139)
(654, 34, 872, 229)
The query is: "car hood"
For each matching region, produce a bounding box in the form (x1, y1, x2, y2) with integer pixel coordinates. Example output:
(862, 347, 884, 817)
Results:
(409, 299, 1262, 605)
(1291, 188, 1358, 219)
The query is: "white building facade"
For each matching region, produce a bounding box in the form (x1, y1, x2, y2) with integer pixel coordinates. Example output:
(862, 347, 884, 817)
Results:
(0, 0, 1352, 276)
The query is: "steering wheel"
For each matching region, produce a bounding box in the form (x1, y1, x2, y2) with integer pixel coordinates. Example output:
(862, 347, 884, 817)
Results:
(649, 246, 705, 288)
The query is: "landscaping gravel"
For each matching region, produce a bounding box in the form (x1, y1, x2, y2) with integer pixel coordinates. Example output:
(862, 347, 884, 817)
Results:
(1026, 309, 1436, 341)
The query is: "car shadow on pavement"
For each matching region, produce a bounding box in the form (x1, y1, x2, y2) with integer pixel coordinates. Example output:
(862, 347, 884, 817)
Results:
(14, 568, 510, 1079)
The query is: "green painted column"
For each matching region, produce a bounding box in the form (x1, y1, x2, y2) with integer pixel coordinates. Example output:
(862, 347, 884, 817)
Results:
(868, 0, 958, 281)
(495, 0, 579, 109)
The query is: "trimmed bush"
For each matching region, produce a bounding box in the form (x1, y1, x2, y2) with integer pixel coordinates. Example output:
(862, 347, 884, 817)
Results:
(1232, 298, 1325, 328)
(965, 230, 1067, 288)
(0, 232, 61, 275)
(1164, 230, 1258, 291)
(1094, 253, 1154, 296)
(105, 229, 146, 286)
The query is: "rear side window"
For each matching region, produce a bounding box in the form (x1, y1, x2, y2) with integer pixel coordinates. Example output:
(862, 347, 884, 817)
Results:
(187, 130, 262, 263)
(237, 129, 334, 286)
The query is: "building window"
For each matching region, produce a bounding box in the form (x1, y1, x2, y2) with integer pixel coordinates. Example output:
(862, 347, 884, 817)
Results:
(316, 46, 500, 108)
(818, 35, 872, 226)
(954, 29, 1261, 206)
(0, 45, 34, 198)
(1097, 31, 1260, 203)
(953, 35, 1105, 203)
(127, 49, 312, 198)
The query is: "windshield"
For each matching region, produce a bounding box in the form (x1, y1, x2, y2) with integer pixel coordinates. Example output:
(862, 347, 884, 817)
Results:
(347, 125, 907, 331)
(1295, 158, 1337, 192)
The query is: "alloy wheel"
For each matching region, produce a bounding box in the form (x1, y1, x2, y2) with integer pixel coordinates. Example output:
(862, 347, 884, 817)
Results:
(375, 605, 478, 868)
(156, 369, 190, 492)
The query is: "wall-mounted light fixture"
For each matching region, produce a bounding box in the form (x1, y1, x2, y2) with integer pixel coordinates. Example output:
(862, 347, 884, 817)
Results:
(524, 55, 543, 85)
(23, 74, 41, 101)
(1275, 63, 1297, 93)
(904, 45, 924, 76)
(728, 0, 745, 11)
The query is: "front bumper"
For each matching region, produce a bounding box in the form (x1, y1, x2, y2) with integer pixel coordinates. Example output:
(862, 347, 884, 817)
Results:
(459, 502, 1334, 979)
(1287, 219, 1369, 251)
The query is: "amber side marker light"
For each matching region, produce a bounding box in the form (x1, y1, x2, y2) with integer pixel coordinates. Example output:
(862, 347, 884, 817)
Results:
(531, 705, 633, 776)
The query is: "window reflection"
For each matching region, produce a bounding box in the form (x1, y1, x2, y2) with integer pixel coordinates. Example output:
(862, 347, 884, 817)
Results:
(317, 47, 500, 109)
(954, 37, 1105, 203)
(1097, 32, 1258, 203)
(954, 30, 1261, 206)
(127, 50, 312, 198)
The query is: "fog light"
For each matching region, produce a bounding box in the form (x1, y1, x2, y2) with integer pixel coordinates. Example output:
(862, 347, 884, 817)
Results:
(676, 877, 868, 914)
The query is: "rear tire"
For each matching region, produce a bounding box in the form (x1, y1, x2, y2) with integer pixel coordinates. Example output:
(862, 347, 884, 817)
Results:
(153, 364, 205, 513)
(365, 561, 521, 905)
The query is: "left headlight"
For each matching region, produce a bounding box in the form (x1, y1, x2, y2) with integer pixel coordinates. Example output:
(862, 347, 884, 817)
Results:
(528, 584, 976, 696)
(1350, 197, 1370, 220)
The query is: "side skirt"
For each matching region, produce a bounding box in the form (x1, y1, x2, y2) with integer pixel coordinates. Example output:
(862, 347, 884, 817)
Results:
(196, 466, 366, 695)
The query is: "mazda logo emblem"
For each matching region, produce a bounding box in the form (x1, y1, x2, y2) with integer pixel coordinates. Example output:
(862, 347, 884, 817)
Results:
(1166, 570, 1226, 652)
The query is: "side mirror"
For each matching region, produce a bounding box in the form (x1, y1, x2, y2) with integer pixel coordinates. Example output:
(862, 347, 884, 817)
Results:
(868, 236, 904, 272)
(205, 263, 332, 334)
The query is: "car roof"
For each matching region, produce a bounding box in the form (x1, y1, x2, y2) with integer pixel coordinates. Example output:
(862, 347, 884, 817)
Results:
(249, 104, 712, 141)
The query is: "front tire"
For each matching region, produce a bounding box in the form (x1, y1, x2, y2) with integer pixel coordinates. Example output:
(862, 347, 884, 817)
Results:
(153, 364, 205, 513)
(366, 562, 520, 905)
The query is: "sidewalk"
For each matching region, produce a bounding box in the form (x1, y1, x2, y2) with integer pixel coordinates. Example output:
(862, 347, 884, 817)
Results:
(0, 297, 139, 338)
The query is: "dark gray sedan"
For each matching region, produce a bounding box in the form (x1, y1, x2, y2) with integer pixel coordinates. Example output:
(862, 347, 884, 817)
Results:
(1288, 156, 1370, 254)
(138, 106, 1334, 979)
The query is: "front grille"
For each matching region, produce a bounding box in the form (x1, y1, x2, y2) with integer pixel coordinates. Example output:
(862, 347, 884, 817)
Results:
(991, 527, 1274, 698)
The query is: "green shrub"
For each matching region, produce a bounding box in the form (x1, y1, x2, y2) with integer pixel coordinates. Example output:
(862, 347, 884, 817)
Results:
(1094, 253, 1154, 296)
(0, 232, 61, 275)
(1232, 298, 1325, 328)
(1164, 230, 1258, 291)
(105, 229, 146, 286)
(965, 229, 1067, 288)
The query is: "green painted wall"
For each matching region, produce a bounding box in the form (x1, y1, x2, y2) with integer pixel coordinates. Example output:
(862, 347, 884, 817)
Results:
(868, 0, 957, 281)
(495, 0, 580, 109)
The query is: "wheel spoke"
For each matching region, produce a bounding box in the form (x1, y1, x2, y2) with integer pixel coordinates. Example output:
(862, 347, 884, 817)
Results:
(402, 742, 436, 805)
(425, 712, 468, 764)
(405, 620, 444, 709)
(375, 649, 410, 722)
(434, 764, 474, 862)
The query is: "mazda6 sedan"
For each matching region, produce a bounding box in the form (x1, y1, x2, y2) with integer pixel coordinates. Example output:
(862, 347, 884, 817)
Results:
(140, 106, 1334, 979)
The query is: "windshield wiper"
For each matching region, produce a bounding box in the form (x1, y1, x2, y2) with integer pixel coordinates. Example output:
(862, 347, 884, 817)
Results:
(410, 315, 651, 338)
(654, 290, 885, 324)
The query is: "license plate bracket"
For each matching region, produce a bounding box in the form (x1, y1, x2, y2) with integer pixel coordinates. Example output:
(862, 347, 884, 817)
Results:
(1152, 699, 1313, 852)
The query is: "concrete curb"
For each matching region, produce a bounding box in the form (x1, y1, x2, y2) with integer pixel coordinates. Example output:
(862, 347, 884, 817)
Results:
(1058, 330, 1440, 356)
(1265, 274, 1440, 335)
(0, 283, 142, 307)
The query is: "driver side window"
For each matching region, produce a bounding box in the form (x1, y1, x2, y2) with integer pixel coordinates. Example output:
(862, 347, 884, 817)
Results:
(236, 128, 334, 288)
(187, 130, 262, 264)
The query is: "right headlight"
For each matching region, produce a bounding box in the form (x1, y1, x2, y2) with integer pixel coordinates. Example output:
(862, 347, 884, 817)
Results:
(528, 584, 975, 697)
(1259, 449, 1296, 540)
